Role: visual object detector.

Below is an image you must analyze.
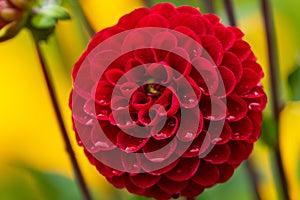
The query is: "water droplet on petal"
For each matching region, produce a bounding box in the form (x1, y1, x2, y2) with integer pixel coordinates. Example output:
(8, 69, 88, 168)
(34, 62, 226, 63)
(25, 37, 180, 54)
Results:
(95, 141, 110, 148)
(211, 137, 223, 144)
(185, 132, 194, 139)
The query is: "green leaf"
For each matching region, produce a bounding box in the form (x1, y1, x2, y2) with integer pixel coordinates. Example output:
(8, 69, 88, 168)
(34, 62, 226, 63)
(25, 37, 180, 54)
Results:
(41, 5, 71, 20)
(288, 65, 300, 101)
(260, 115, 278, 147)
(0, 164, 86, 200)
(31, 14, 56, 29)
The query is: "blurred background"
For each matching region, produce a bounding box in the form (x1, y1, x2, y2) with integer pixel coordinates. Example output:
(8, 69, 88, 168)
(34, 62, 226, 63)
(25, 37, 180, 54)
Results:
(0, 0, 299, 199)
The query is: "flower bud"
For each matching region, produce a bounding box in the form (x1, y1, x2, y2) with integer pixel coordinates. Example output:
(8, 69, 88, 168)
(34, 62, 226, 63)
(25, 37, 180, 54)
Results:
(0, 0, 33, 42)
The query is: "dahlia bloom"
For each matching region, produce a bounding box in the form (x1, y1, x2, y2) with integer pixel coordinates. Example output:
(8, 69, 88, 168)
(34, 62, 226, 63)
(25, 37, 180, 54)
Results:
(70, 3, 267, 199)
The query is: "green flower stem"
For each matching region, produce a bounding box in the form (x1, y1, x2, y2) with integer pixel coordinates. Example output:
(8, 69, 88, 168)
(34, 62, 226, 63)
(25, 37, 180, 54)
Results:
(33, 37, 93, 200)
(245, 160, 262, 200)
(203, 0, 215, 13)
(221, 1, 262, 200)
(222, 0, 236, 26)
(260, 0, 290, 199)
(68, 0, 96, 37)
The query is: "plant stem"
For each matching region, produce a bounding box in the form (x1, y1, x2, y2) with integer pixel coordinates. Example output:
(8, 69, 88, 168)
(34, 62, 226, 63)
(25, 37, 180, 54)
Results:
(68, 0, 96, 38)
(260, 0, 290, 199)
(221, 1, 263, 199)
(222, 0, 237, 26)
(34, 39, 93, 200)
(203, 0, 215, 13)
(245, 160, 261, 200)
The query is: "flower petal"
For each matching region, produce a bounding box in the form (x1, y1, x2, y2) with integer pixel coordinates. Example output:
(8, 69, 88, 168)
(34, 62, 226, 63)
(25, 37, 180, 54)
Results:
(143, 138, 177, 162)
(158, 177, 188, 194)
(230, 116, 253, 140)
(130, 173, 161, 189)
(165, 158, 200, 181)
(204, 144, 231, 164)
(221, 51, 243, 83)
(226, 94, 248, 122)
(199, 34, 224, 66)
(192, 161, 220, 186)
(136, 14, 169, 28)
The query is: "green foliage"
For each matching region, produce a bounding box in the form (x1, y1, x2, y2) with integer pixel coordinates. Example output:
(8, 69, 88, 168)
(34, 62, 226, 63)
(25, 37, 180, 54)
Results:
(31, 14, 57, 29)
(0, 165, 82, 200)
(40, 5, 71, 20)
(261, 115, 278, 147)
(288, 64, 300, 101)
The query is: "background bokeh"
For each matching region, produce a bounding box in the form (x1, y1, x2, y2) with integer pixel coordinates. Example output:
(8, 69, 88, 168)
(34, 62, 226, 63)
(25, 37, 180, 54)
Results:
(0, 0, 299, 199)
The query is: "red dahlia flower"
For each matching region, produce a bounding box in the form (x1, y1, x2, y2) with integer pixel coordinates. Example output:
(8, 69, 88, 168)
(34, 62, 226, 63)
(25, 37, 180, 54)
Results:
(70, 3, 267, 199)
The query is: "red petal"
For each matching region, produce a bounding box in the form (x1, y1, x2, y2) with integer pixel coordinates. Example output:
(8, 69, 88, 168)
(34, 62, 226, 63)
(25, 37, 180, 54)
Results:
(234, 68, 260, 95)
(227, 141, 248, 165)
(143, 185, 171, 200)
(191, 57, 219, 95)
(121, 152, 142, 173)
(131, 91, 152, 111)
(181, 131, 211, 158)
(158, 177, 188, 194)
(199, 34, 224, 66)
(176, 108, 203, 142)
(147, 63, 173, 84)
(121, 29, 151, 53)
(226, 94, 248, 122)
(228, 26, 244, 39)
(117, 8, 151, 29)
(192, 161, 220, 186)
(104, 69, 126, 86)
(230, 116, 253, 140)
(117, 130, 150, 152)
(177, 6, 201, 15)
(204, 144, 231, 164)
(242, 86, 267, 112)
(229, 40, 251, 62)
(215, 27, 236, 50)
(94, 81, 114, 106)
(143, 138, 177, 162)
(90, 123, 117, 151)
(106, 175, 125, 189)
(215, 66, 237, 97)
(181, 181, 204, 198)
(165, 158, 200, 181)
(242, 60, 264, 78)
(165, 47, 191, 80)
(209, 121, 232, 145)
(151, 3, 178, 19)
(175, 77, 202, 109)
(130, 173, 161, 189)
(124, 173, 145, 195)
(221, 51, 243, 83)
(136, 14, 169, 28)
(200, 95, 227, 121)
(169, 13, 206, 35)
(247, 111, 263, 142)
(217, 163, 234, 183)
(141, 155, 180, 175)
(71, 93, 95, 125)
(151, 116, 179, 140)
(204, 14, 221, 25)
